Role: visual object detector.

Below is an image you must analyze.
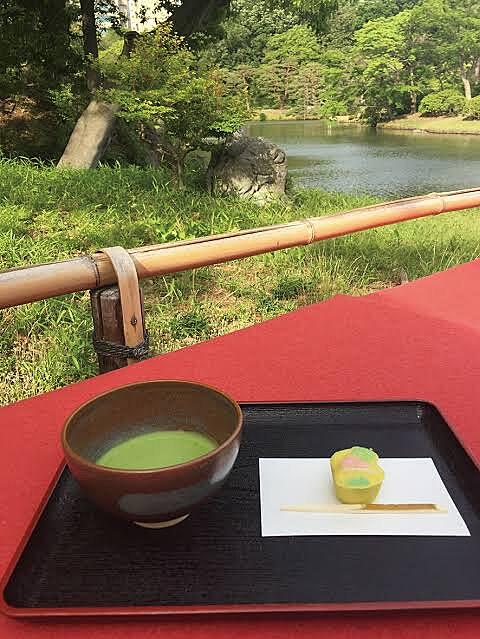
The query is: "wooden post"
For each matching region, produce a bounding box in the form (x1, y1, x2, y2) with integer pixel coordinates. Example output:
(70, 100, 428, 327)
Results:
(90, 286, 146, 373)
(91, 287, 124, 373)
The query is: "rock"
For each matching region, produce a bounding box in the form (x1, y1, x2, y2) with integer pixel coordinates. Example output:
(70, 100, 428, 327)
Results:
(210, 133, 287, 203)
(57, 100, 119, 169)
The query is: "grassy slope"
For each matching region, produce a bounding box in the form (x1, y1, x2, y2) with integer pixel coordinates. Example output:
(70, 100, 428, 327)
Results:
(1, 160, 480, 405)
(380, 114, 480, 135)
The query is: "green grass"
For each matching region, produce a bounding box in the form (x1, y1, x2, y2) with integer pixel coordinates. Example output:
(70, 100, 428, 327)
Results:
(1, 159, 480, 405)
(380, 114, 480, 135)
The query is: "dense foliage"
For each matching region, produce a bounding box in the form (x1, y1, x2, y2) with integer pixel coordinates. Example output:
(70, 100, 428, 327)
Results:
(100, 24, 248, 185)
(419, 90, 466, 117)
(464, 96, 480, 120)
(202, 0, 480, 124)
(2, 0, 480, 164)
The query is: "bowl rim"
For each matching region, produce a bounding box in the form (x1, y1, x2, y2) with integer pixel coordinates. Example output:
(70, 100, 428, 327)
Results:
(61, 379, 243, 475)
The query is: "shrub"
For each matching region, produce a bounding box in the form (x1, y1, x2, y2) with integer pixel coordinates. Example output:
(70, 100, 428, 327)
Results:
(463, 96, 480, 120)
(418, 90, 465, 116)
(316, 98, 348, 119)
(48, 83, 82, 124)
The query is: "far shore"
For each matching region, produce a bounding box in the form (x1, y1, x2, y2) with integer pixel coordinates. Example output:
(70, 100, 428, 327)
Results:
(378, 114, 480, 136)
(253, 110, 480, 136)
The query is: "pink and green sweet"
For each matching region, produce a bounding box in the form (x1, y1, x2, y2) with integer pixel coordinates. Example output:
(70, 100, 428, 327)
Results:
(330, 446, 384, 504)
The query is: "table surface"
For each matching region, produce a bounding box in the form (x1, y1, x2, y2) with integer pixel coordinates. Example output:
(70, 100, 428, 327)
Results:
(1, 260, 480, 638)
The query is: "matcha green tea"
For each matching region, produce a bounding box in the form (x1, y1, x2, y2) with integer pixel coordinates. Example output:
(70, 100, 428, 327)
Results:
(96, 430, 218, 470)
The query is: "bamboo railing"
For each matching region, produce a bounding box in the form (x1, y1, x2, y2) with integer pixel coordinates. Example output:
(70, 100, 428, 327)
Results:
(1, 187, 480, 311)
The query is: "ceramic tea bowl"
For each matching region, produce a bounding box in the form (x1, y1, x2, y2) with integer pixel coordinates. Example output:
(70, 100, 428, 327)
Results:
(61, 380, 242, 528)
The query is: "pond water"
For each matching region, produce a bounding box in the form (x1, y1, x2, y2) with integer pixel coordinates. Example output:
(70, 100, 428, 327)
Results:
(247, 120, 480, 198)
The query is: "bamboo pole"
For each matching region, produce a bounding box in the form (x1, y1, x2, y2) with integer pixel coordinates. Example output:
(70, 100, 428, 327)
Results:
(1, 187, 480, 310)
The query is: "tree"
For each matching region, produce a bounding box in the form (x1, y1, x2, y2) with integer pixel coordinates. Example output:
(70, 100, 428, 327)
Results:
(257, 25, 321, 108)
(323, 0, 421, 46)
(80, 0, 100, 89)
(326, 0, 480, 122)
(167, 0, 338, 41)
(167, 0, 229, 38)
(278, 0, 339, 31)
(100, 25, 248, 186)
(315, 48, 352, 117)
(290, 63, 324, 117)
(0, 1, 86, 159)
(0, 2, 121, 110)
(219, 65, 256, 112)
(408, 0, 480, 100)
(198, 0, 299, 70)
(57, 1, 241, 168)
(0, 0, 81, 101)
(350, 4, 448, 123)
(352, 12, 412, 123)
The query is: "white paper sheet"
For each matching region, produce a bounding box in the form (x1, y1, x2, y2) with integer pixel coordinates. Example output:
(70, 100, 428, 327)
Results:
(259, 458, 470, 537)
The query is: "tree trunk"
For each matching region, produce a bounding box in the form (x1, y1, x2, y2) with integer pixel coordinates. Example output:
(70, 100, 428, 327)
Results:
(409, 70, 417, 114)
(206, 142, 226, 195)
(461, 63, 472, 100)
(241, 79, 250, 113)
(57, 101, 119, 168)
(121, 31, 139, 58)
(80, 0, 99, 91)
(475, 57, 480, 83)
(176, 157, 185, 189)
(244, 88, 250, 113)
(283, 65, 292, 109)
(410, 92, 417, 114)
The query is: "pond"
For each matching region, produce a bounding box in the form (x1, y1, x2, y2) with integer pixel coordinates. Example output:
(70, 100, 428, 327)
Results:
(247, 120, 480, 198)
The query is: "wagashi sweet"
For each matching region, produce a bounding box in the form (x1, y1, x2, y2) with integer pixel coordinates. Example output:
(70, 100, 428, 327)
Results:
(330, 446, 384, 504)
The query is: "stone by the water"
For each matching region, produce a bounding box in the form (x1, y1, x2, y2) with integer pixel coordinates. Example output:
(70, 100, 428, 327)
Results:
(209, 132, 288, 204)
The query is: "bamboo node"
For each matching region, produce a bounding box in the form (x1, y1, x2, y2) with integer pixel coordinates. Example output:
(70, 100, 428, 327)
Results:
(87, 253, 101, 288)
(304, 218, 316, 244)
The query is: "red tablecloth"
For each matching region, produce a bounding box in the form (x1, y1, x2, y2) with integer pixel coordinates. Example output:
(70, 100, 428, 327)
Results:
(1, 260, 480, 638)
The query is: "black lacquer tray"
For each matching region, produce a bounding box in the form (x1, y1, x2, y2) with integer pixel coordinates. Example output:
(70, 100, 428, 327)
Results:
(2, 401, 480, 617)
